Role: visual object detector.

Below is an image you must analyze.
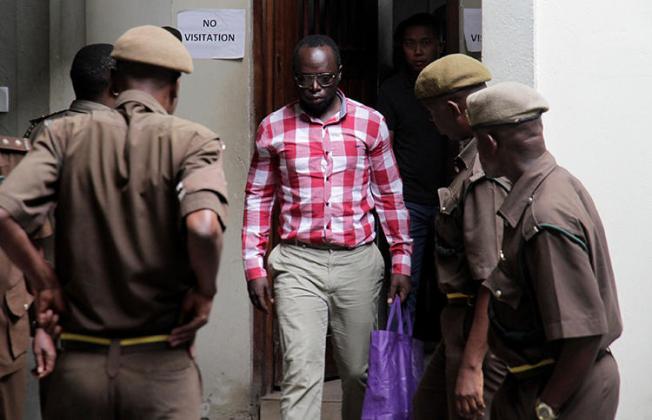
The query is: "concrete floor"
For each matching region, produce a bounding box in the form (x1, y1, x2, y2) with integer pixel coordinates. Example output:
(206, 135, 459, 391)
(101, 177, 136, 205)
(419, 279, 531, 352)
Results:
(260, 379, 342, 420)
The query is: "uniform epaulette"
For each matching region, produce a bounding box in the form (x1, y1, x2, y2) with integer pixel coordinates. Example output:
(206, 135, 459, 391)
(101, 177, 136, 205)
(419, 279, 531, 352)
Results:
(23, 109, 68, 138)
(28, 109, 68, 126)
(0, 136, 30, 153)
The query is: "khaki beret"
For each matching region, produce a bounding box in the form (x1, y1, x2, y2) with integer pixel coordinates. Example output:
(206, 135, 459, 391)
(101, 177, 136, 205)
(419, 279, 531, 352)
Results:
(112, 25, 193, 74)
(466, 81, 549, 128)
(415, 54, 491, 99)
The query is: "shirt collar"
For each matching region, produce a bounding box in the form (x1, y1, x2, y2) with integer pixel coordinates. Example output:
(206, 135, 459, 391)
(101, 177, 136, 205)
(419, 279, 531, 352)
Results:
(69, 99, 111, 113)
(115, 90, 168, 115)
(454, 138, 478, 171)
(498, 151, 558, 227)
(297, 89, 348, 125)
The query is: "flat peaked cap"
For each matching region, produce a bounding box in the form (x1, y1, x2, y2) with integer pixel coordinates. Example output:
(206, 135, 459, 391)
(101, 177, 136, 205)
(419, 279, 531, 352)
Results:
(112, 25, 193, 74)
(466, 81, 549, 128)
(415, 54, 491, 99)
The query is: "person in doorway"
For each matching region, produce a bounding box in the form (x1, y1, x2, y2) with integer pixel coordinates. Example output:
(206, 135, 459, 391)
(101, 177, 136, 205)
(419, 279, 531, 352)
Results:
(467, 81, 622, 420)
(412, 54, 508, 419)
(377, 13, 448, 321)
(0, 25, 228, 419)
(243, 34, 412, 420)
(23, 43, 117, 139)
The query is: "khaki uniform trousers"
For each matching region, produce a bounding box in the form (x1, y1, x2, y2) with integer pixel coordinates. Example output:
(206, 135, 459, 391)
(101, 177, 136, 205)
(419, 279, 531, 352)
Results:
(413, 304, 506, 419)
(0, 363, 27, 420)
(269, 243, 385, 420)
(492, 352, 619, 420)
(43, 346, 201, 420)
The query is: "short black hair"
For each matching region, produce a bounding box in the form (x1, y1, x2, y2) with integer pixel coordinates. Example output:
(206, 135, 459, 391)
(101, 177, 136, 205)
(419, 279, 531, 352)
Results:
(292, 34, 341, 73)
(70, 43, 116, 101)
(394, 13, 441, 44)
(393, 13, 442, 72)
(162, 26, 183, 41)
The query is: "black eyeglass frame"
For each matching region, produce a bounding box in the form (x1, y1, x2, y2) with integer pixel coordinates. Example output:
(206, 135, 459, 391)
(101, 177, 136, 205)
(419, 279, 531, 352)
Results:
(293, 70, 341, 88)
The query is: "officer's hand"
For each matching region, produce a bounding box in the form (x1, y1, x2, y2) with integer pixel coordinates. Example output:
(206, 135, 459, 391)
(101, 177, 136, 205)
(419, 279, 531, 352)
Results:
(455, 364, 485, 419)
(248, 277, 273, 313)
(387, 274, 411, 304)
(33, 328, 57, 379)
(36, 288, 65, 337)
(168, 289, 213, 348)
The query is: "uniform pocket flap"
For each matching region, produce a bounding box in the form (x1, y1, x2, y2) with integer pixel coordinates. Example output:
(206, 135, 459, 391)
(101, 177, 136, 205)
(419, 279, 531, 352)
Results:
(5, 281, 32, 318)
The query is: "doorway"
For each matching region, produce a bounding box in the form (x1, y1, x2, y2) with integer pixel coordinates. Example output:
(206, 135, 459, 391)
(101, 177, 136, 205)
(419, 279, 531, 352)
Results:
(252, 0, 474, 408)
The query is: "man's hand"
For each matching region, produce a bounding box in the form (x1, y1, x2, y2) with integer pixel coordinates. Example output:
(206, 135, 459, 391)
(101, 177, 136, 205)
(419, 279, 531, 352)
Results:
(387, 273, 411, 304)
(248, 277, 273, 313)
(168, 289, 213, 348)
(455, 364, 486, 419)
(33, 328, 57, 378)
(35, 288, 65, 337)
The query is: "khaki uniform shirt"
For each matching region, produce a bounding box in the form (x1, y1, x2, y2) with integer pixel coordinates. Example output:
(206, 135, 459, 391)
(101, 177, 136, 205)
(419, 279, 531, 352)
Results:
(0, 90, 228, 338)
(485, 152, 622, 367)
(24, 99, 112, 139)
(435, 138, 510, 294)
(0, 137, 37, 376)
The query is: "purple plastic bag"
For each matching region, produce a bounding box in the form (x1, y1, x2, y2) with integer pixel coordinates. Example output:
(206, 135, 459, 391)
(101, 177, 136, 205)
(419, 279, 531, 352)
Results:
(361, 299, 424, 420)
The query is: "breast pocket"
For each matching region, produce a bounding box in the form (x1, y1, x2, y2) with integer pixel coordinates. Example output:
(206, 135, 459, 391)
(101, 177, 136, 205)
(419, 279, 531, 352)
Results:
(331, 129, 367, 174)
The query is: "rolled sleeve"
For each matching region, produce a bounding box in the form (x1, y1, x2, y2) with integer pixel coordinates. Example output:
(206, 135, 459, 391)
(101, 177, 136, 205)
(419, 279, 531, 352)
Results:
(178, 136, 229, 229)
(526, 230, 608, 341)
(463, 180, 506, 281)
(0, 129, 61, 234)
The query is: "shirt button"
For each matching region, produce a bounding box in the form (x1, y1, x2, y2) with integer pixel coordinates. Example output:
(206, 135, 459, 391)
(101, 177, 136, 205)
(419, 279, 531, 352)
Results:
(499, 250, 506, 261)
(441, 206, 446, 212)
(2, 138, 8, 145)
(495, 289, 503, 299)
(528, 196, 534, 203)
(23, 303, 29, 310)
(533, 226, 540, 233)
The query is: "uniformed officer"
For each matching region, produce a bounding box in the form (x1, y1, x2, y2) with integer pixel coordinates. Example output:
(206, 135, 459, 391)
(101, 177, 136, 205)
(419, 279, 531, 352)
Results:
(467, 82, 622, 420)
(0, 25, 228, 419)
(412, 54, 508, 419)
(24, 43, 117, 139)
(0, 135, 52, 420)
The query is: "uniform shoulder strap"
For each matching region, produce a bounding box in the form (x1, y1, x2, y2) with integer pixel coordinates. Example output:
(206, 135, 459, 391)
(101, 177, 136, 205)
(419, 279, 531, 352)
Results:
(0, 136, 30, 153)
(23, 109, 68, 138)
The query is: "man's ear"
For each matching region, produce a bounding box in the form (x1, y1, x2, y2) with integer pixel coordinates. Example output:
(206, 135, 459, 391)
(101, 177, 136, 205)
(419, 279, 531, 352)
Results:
(446, 99, 462, 118)
(485, 133, 499, 154)
(167, 79, 180, 114)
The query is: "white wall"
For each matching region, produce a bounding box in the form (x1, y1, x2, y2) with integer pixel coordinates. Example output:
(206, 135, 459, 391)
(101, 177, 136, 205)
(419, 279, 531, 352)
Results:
(485, 1, 652, 418)
(65, 1, 254, 418)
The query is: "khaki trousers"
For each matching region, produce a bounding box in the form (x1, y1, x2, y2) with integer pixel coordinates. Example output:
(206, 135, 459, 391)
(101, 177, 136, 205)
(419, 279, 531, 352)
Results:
(269, 243, 385, 420)
(0, 363, 27, 420)
(491, 352, 619, 420)
(413, 304, 507, 420)
(43, 346, 201, 420)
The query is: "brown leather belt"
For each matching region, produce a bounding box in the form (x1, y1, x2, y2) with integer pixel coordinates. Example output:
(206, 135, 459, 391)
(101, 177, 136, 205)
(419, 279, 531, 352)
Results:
(281, 239, 354, 251)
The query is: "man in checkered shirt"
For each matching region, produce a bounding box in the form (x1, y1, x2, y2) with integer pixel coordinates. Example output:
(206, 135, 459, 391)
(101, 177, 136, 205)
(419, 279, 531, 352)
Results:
(242, 35, 413, 420)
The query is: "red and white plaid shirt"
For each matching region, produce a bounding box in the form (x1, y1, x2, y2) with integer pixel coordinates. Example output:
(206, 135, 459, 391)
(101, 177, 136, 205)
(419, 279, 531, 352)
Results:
(242, 92, 412, 280)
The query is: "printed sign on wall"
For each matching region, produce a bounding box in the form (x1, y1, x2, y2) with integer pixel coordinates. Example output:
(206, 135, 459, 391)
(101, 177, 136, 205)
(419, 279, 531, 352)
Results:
(177, 9, 245, 59)
(463, 8, 482, 53)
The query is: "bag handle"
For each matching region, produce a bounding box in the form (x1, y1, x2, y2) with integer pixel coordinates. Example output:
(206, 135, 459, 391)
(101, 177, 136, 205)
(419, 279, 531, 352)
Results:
(385, 298, 413, 337)
(386, 299, 404, 335)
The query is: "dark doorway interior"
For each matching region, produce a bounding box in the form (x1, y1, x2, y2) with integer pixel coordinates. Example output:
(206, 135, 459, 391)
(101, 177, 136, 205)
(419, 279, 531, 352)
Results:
(252, 0, 463, 406)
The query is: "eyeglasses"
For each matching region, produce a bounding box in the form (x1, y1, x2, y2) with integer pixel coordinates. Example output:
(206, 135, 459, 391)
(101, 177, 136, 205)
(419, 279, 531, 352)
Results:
(294, 72, 339, 88)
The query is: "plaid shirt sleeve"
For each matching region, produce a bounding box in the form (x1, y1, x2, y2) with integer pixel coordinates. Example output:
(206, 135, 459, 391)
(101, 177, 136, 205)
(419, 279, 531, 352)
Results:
(242, 122, 277, 281)
(368, 117, 413, 276)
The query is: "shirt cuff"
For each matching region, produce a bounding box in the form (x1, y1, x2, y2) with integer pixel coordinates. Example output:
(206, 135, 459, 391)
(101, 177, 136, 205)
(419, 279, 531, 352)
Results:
(180, 191, 228, 230)
(391, 253, 411, 276)
(0, 193, 37, 233)
(245, 266, 268, 281)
